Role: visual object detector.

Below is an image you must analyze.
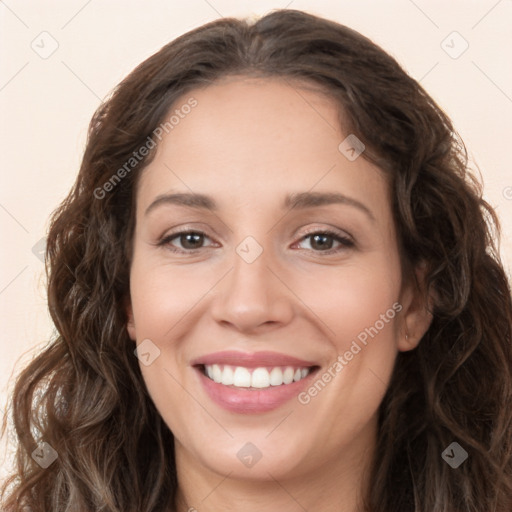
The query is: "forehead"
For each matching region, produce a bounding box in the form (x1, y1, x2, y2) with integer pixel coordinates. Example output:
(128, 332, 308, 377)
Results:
(136, 76, 388, 216)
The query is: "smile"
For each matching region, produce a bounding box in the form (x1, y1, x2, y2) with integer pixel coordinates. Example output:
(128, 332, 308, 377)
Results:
(203, 364, 312, 389)
(192, 351, 319, 413)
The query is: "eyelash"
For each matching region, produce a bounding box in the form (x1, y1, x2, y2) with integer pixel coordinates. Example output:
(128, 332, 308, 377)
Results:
(157, 228, 354, 255)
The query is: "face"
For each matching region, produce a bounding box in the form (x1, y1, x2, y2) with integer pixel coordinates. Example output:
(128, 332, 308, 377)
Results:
(127, 76, 429, 484)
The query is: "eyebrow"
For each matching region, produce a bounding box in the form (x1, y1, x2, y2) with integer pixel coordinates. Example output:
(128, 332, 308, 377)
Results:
(284, 191, 375, 221)
(144, 191, 375, 221)
(145, 192, 217, 216)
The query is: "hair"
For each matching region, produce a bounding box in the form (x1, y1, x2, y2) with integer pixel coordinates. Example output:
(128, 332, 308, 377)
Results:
(1, 8, 511, 512)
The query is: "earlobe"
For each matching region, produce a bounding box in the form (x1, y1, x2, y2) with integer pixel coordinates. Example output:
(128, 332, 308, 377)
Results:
(398, 315, 432, 352)
(125, 299, 137, 341)
(397, 263, 434, 352)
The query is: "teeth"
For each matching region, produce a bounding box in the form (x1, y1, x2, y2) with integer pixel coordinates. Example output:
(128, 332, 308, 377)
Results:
(212, 364, 222, 383)
(251, 368, 270, 388)
(221, 365, 234, 385)
(233, 367, 251, 387)
(269, 367, 283, 386)
(203, 364, 312, 389)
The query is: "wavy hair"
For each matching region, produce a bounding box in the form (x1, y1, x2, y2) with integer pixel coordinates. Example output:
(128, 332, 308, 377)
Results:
(1, 9, 511, 512)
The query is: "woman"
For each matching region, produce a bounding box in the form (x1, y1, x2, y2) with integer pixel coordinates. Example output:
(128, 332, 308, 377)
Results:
(1, 9, 511, 512)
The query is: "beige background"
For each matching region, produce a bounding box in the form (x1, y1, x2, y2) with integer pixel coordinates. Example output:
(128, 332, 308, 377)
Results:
(1, 0, 511, 477)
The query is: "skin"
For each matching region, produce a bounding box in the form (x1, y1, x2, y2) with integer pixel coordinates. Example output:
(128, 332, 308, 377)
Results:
(126, 76, 432, 512)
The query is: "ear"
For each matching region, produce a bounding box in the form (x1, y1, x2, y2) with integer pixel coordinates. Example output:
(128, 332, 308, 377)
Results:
(124, 297, 137, 342)
(397, 262, 434, 352)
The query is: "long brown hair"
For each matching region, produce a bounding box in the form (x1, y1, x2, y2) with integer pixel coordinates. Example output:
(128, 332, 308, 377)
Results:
(2, 9, 511, 511)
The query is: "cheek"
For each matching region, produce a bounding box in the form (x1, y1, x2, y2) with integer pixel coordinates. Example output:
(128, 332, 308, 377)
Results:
(293, 258, 401, 347)
(129, 258, 218, 338)
(291, 255, 402, 416)
(292, 266, 401, 446)
(129, 259, 220, 423)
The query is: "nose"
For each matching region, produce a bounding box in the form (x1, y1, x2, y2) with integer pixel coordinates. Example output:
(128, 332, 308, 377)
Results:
(210, 245, 294, 334)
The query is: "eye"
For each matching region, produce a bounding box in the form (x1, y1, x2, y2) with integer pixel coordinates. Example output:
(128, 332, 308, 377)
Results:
(157, 229, 353, 254)
(294, 230, 354, 253)
(159, 231, 216, 252)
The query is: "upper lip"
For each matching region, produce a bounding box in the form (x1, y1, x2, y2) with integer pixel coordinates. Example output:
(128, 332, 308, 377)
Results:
(191, 350, 317, 368)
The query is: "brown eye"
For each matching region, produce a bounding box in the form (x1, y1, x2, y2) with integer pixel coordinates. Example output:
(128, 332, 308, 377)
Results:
(309, 233, 334, 250)
(159, 231, 216, 252)
(179, 232, 205, 249)
(296, 231, 354, 253)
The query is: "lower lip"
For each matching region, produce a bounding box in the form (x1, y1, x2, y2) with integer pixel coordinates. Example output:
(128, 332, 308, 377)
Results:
(196, 367, 316, 414)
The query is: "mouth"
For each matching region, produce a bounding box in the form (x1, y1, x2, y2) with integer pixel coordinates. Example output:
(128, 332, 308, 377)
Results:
(200, 364, 313, 389)
(191, 351, 320, 413)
